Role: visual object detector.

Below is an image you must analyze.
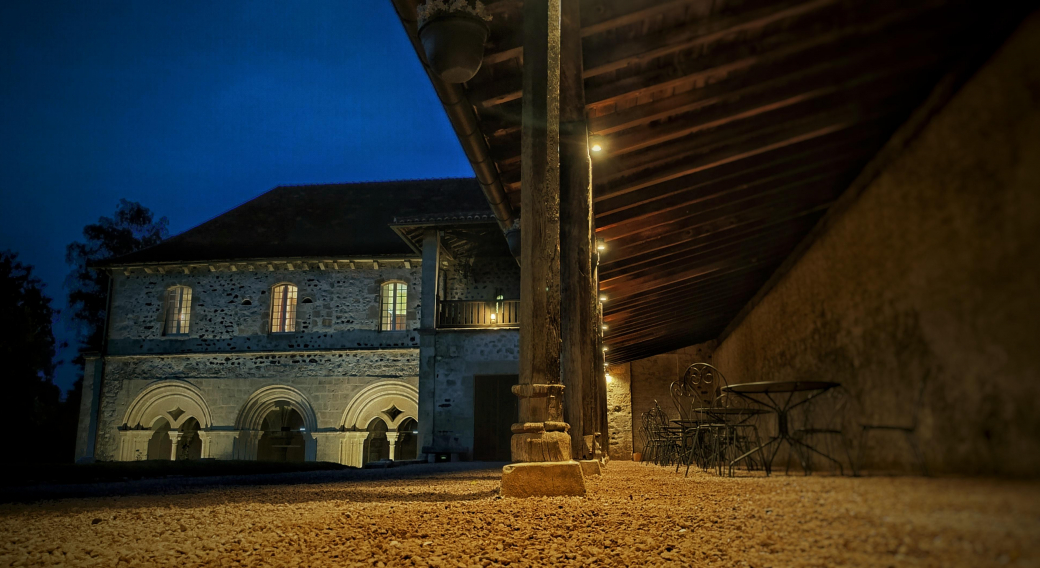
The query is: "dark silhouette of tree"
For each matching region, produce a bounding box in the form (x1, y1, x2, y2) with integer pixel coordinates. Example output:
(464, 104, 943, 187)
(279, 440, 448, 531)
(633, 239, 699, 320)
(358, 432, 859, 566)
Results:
(1, 251, 63, 463)
(65, 200, 169, 356)
(62, 200, 168, 461)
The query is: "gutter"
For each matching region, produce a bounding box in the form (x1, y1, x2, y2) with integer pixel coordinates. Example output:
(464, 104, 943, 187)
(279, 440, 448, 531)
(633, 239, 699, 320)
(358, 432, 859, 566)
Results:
(387, 0, 517, 235)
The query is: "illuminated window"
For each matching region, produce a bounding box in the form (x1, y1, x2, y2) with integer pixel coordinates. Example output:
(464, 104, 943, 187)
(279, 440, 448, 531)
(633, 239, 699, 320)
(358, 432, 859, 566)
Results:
(270, 283, 298, 333)
(163, 286, 192, 335)
(380, 281, 408, 331)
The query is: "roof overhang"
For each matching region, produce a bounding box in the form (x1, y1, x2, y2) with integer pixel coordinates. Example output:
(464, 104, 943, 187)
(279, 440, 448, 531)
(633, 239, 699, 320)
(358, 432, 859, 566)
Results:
(390, 0, 1027, 363)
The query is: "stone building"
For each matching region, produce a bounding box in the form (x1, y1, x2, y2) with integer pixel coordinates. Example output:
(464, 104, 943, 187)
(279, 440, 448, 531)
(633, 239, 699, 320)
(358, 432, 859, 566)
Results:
(75, 178, 521, 466)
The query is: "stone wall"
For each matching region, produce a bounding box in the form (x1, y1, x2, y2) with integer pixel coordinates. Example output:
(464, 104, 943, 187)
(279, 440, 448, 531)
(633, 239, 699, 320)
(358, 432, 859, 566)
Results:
(422, 329, 519, 457)
(629, 341, 717, 438)
(713, 17, 1040, 475)
(605, 363, 632, 461)
(443, 256, 521, 301)
(94, 349, 418, 461)
(107, 264, 422, 355)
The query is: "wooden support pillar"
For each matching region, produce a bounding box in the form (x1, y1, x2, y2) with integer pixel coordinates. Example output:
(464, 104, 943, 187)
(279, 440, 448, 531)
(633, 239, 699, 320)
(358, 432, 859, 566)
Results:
(417, 229, 439, 459)
(501, 0, 585, 497)
(595, 270, 609, 460)
(559, 0, 596, 462)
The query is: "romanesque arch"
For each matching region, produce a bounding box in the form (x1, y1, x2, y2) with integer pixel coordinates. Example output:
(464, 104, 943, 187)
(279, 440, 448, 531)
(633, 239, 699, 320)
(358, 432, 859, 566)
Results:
(123, 380, 213, 430)
(234, 385, 318, 461)
(340, 381, 418, 431)
(118, 380, 213, 461)
(339, 381, 419, 466)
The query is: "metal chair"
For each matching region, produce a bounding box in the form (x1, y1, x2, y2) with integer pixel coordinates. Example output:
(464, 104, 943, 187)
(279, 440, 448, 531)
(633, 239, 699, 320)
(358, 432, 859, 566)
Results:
(676, 363, 764, 476)
(647, 401, 681, 466)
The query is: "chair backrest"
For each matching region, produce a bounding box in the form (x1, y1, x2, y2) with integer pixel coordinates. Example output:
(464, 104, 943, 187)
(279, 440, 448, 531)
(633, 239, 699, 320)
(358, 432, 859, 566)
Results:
(681, 363, 729, 409)
(637, 411, 652, 451)
(649, 400, 671, 434)
(669, 380, 694, 421)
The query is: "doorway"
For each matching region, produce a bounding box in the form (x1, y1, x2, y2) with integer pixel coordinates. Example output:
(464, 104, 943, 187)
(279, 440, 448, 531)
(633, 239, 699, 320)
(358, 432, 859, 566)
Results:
(257, 406, 306, 462)
(473, 374, 519, 461)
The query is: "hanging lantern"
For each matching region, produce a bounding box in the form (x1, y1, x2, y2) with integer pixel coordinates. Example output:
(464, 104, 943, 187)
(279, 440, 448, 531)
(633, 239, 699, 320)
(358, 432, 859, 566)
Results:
(417, 2, 491, 83)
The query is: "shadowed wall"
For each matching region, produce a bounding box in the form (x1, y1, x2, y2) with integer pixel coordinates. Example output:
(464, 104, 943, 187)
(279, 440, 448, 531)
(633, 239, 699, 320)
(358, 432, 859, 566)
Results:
(713, 14, 1040, 475)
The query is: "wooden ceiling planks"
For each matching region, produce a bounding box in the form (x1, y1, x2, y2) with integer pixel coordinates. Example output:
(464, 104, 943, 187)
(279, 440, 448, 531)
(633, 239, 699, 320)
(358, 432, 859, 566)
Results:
(392, 0, 997, 363)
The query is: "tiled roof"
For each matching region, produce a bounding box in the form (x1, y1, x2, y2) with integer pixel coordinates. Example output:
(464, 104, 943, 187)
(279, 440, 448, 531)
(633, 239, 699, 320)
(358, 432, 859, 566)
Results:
(101, 178, 491, 266)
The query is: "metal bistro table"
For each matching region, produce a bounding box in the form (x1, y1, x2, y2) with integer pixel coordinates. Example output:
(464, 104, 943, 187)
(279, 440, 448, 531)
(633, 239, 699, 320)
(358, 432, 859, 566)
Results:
(722, 380, 841, 476)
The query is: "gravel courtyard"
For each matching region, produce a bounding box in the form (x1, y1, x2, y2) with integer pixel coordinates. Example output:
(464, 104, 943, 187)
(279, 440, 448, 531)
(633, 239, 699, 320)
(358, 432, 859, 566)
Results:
(2, 461, 1039, 567)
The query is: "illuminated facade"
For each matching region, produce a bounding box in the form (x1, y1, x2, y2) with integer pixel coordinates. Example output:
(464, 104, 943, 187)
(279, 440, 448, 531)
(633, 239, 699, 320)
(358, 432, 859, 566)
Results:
(74, 178, 520, 465)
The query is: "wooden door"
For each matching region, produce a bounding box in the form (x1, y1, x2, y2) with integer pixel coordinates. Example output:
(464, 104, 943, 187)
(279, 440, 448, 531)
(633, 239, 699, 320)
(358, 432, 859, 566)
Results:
(473, 375, 519, 461)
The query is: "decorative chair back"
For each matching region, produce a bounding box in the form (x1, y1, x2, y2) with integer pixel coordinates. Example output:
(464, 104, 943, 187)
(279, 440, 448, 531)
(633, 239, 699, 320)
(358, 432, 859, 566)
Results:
(649, 401, 670, 433)
(682, 363, 729, 409)
(669, 380, 696, 422)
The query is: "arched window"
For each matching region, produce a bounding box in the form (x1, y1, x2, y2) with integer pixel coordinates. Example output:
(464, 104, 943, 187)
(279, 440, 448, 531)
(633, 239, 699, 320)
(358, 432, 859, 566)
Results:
(380, 281, 407, 331)
(270, 283, 298, 333)
(163, 285, 192, 335)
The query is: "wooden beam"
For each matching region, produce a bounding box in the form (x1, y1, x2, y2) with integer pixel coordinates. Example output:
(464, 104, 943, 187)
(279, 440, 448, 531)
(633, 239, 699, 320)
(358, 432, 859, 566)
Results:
(600, 208, 825, 280)
(595, 95, 898, 189)
(583, 0, 839, 79)
(483, 0, 702, 66)
(490, 50, 936, 169)
(587, 29, 949, 136)
(583, 1, 948, 111)
(604, 195, 834, 271)
(601, 229, 805, 295)
(715, 13, 1015, 344)
(593, 131, 877, 225)
(595, 118, 857, 203)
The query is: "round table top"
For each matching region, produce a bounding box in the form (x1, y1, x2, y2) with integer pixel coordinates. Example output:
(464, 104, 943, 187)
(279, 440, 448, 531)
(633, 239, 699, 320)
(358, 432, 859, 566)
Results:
(691, 407, 769, 415)
(722, 380, 840, 394)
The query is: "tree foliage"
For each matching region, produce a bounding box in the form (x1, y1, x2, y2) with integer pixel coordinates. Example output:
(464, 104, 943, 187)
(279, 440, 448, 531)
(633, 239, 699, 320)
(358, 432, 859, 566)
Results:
(65, 199, 169, 355)
(0, 251, 63, 462)
(57, 200, 168, 462)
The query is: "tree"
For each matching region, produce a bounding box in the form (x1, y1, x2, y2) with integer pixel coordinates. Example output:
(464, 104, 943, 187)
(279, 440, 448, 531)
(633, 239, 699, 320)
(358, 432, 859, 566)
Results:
(62, 200, 169, 461)
(65, 199, 169, 357)
(0, 251, 63, 462)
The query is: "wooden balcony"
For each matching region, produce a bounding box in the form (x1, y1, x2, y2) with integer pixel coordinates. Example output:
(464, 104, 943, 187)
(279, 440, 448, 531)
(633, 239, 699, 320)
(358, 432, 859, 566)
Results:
(436, 300, 520, 329)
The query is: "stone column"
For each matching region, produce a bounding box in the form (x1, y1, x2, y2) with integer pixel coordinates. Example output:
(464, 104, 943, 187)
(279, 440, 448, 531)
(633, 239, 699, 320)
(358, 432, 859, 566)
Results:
(118, 430, 152, 461)
(386, 431, 401, 461)
(234, 430, 262, 461)
(168, 431, 184, 461)
(500, 0, 585, 498)
(75, 353, 104, 463)
(198, 430, 238, 460)
(343, 431, 369, 468)
(311, 431, 348, 463)
(418, 229, 440, 459)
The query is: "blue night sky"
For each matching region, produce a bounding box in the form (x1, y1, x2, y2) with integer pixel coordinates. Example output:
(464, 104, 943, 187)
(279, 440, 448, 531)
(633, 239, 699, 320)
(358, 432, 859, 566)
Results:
(0, 1, 472, 392)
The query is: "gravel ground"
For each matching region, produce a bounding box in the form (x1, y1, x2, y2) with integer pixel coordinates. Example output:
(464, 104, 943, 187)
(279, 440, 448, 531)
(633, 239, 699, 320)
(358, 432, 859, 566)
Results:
(2, 461, 1038, 567)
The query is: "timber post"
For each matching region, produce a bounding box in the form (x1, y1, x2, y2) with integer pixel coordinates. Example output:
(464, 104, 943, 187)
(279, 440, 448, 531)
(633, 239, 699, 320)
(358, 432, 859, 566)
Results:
(500, 0, 586, 498)
(417, 228, 439, 460)
(559, 0, 597, 462)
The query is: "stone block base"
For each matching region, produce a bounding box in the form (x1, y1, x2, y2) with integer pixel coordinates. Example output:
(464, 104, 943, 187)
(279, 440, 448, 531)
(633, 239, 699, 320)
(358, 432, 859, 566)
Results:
(579, 459, 602, 476)
(501, 461, 586, 498)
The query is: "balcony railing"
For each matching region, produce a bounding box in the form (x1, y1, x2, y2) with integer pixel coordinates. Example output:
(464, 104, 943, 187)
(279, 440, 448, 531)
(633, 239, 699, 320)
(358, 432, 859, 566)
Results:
(436, 300, 520, 329)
